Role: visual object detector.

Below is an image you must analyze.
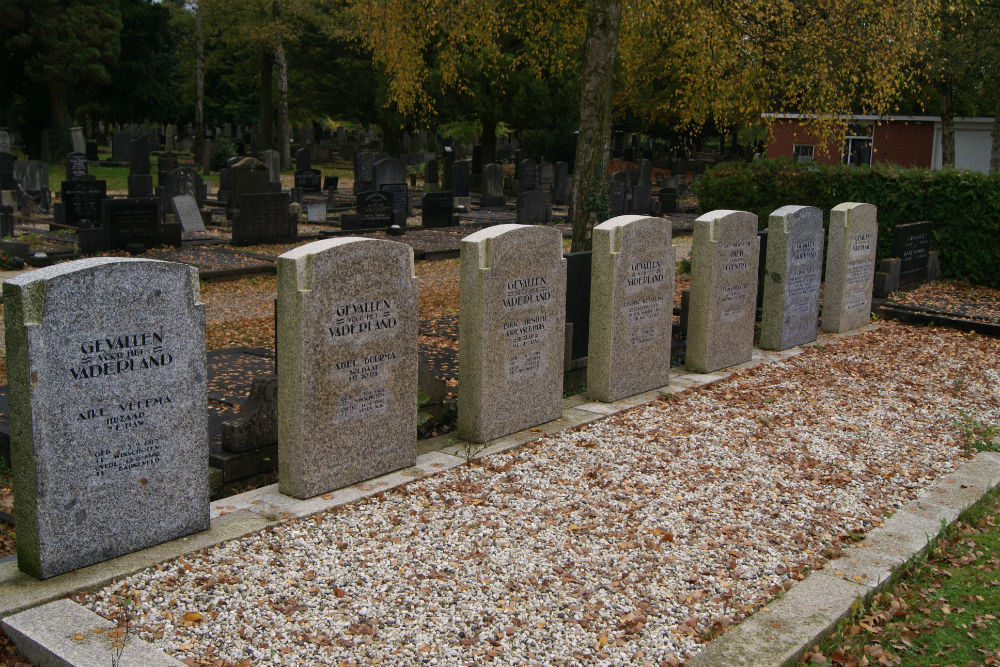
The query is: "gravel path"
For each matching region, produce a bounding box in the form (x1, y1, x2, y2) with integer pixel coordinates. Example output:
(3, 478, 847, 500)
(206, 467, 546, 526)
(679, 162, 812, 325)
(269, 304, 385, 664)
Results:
(82, 322, 1000, 666)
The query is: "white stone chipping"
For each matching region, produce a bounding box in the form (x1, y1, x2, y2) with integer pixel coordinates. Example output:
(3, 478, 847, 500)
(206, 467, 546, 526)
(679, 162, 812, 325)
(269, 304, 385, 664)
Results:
(83, 324, 1000, 666)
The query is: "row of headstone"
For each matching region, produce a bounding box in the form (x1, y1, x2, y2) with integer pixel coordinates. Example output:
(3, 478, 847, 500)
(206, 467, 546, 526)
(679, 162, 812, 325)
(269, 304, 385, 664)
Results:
(686, 203, 877, 373)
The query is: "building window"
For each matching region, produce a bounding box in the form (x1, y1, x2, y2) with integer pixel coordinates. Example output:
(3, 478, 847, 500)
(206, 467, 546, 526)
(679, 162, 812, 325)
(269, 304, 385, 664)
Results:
(793, 144, 814, 162)
(843, 123, 874, 166)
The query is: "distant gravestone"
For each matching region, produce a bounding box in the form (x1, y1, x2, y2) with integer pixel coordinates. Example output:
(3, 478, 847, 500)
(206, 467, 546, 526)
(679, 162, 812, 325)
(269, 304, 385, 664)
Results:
(516, 190, 549, 225)
(421, 191, 456, 227)
(380, 183, 409, 225)
(66, 153, 88, 180)
(638, 158, 652, 185)
(481, 163, 505, 207)
(0, 153, 13, 189)
(759, 205, 824, 351)
(13, 161, 48, 192)
(658, 187, 677, 214)
(111, 132, 132, 162)
(163, 167, 206, 208)
(295, 147, 311, 171)
(631, 184, 651, 215)
(129, 138, 150, 175)
(294, 169, 322, 192)
(226, 162, 269, 210)
(0, 131, 9, 153)
(588, 215, 675, 402)
(233, 192, 295, 244)
(277, 238, 417, 498)
(424, 159, 438, 189)
(353, 151, 376, 193)
(892, 221, 931, 288)
(69, 126, 85, 153)
(374, 158, 406, 190)
(156, 152, 178, 185)
(451, 161, 470, 198)
(306, 202, 326, 223)
(518, 159, 538, 192)
(61, 180, 107, 227)
(102, 198, 162, 249)
(457, 224, 566, 443)
(262, 150, 280, 188)
(609, 172, 627, 216)
(127, 174, 154, 198)
(686, 209, 760, 374)
(822, 202, 877, 333)
(553, 162, 569, 205)
(172, 195, 207, 233)
(3, 257, 209, 579)
(344, 190, 392, 230)
(539, 162, 554, 193)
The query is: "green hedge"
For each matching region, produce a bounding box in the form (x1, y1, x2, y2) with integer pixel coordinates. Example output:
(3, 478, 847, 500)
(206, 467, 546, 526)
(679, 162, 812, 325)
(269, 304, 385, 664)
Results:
(693, 158, 1000, 286)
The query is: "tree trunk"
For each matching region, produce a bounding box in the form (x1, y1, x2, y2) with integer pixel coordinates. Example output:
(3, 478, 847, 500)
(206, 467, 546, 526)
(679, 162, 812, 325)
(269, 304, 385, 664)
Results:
(275, 38, 290, 169)
(482, 118, 497, 165)
(569, 0, 623, 252)
(260, 50, 275, 150)
(194, 0, 205, 160)
(49, 80, 69, 129)
(936, 78, 955, 167)
(991, 79, 1000, 173)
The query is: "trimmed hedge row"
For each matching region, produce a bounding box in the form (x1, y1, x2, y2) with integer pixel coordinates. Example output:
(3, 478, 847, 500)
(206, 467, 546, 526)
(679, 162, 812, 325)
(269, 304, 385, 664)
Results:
(693, 159, 1000, 286)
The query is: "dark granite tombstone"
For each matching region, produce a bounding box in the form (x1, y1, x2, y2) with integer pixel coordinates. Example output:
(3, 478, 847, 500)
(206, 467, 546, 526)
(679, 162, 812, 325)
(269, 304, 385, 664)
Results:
(631, 184, 651, 215)
(421, 191, 456, 228)
(295, 147, 311, 171)
(451, 161, 470, 197)
(374, 158, 406, 190)
(157, 151, 178, 185)
(380, 182, 410, 225)
(353, 151, 376, 193)
(226, 164, 270, 210)
(518, 158, 538, 192)
(658, 187, 677, 214)
(564, 251, 592, 361)
(85, 140, 99, 162)
(609, 172, 627, 216)
(61, 180, 107, 227)
(232, 192, 295, 244)
(163, 167, 206, 207)
(0, 204, 13, 237)
(101, 198, 164, 249)
(323, 175, 339, 191)
(111, 132, 133, 162)
(0, 152, 16, 189)
(127, 174, 154, 198)
(516, 189, 549, 224)
(471, 145, 483, 181)
(553, 162, 569, 205)
(128, 138, 150, 175)
(294, 168, 323, 192)
(342, 190, 392, 230)
(424, 159, 438, 185)
(639, 158, 652, 185)
(892, 221, 932, 287)
(66, 153, 88, 180)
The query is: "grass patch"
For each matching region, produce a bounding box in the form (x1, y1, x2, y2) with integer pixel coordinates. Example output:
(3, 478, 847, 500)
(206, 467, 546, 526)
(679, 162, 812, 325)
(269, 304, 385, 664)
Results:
(802, 483, 1000, 667)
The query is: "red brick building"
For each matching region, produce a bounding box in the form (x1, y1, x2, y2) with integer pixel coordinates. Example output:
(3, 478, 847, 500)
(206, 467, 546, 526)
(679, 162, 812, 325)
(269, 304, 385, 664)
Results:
(763, 113, 994, 172)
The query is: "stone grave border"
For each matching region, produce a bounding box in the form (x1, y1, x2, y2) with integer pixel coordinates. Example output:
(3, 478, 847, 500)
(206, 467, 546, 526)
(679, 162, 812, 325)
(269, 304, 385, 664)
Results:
(2, 324, 997, 667)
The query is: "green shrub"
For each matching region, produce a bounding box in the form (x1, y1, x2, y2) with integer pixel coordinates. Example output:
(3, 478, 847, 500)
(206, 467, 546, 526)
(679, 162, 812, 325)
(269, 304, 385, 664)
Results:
(693, 158, 1000, 286)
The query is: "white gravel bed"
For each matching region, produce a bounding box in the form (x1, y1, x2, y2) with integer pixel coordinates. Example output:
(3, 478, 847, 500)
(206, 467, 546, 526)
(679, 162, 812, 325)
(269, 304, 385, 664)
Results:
(83, 323, 1000, 666)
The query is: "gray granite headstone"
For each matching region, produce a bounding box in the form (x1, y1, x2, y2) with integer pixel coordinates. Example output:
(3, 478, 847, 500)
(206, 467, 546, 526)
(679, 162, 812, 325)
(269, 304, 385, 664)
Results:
(374, 158, 406, 190)
(277, 238, 417, 498)
(609, 172, 627, 216)
(458, 224, 566, 443)
(481, 163, 505, 207)
(518, 159, 537, 192)
(759, 205, 824, 351)
(69, 126, 85, 153)
(13, 161, 49, 192)
(3, 258, 209, 579)
(0, 130, 9, 153)
(588, 215, 675, 402)
(172, 194, 207, 233)
(306, 202, 326, 222)
(262, 150, 280, 188)
(685, 209, 760, 373)
(821, 202, 877, 334)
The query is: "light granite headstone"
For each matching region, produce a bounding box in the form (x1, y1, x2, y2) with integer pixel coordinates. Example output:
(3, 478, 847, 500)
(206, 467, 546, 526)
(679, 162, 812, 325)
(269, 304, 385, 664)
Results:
(685, 210, 760, 373)
(759, 205, 824, 350)
(277, 238, 417, 498)
(3, 258, 209, 579)
(588, 215, 675, 402)
(172, 194, 206, 233)
(458, 224, 566, 443)
(821, 202, 877, 334)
